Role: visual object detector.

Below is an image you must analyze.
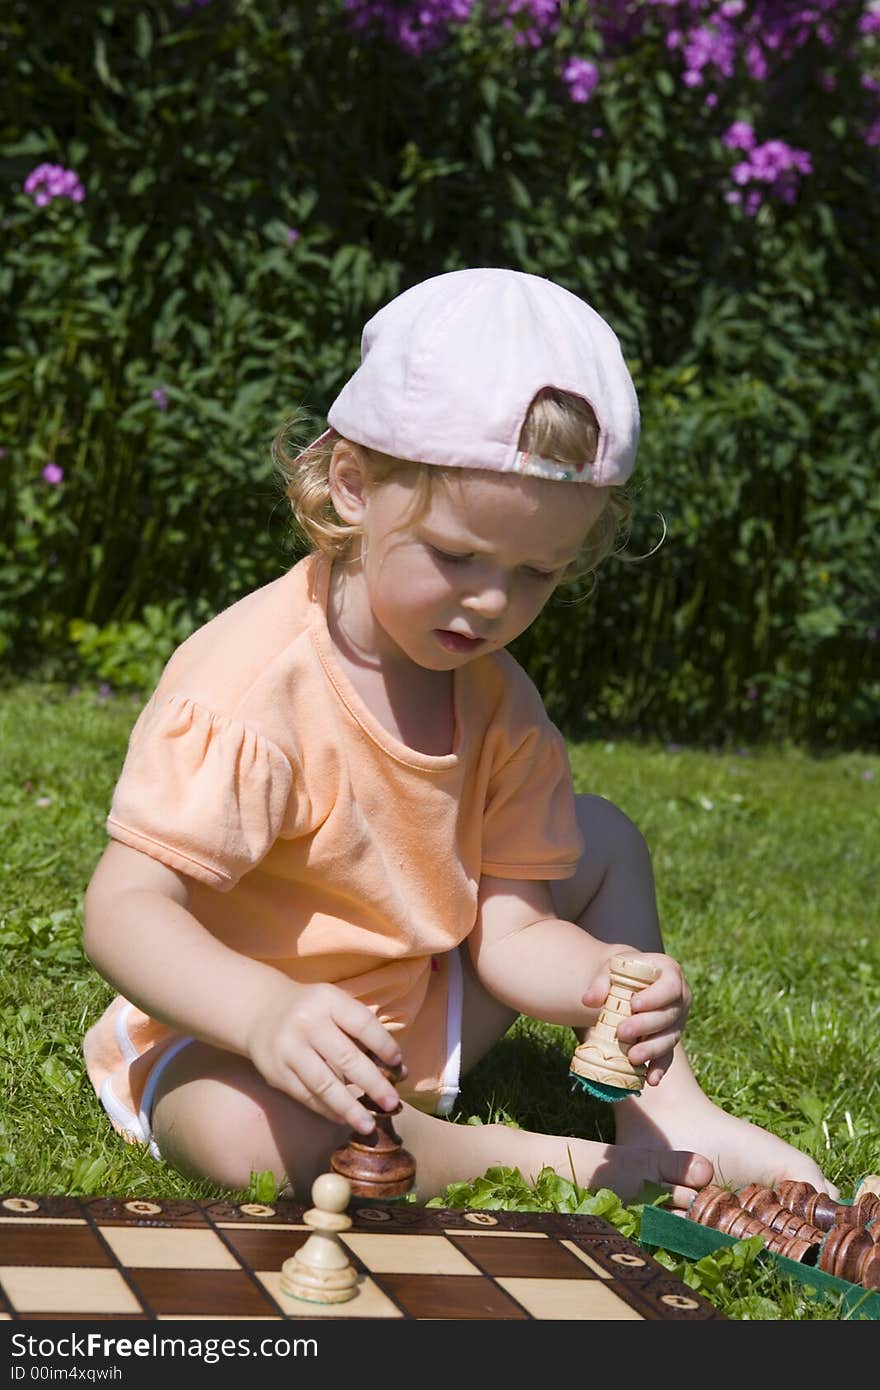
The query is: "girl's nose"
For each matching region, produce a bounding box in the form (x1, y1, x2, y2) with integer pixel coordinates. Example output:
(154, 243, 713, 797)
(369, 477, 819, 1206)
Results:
(463, 578, 509, 620)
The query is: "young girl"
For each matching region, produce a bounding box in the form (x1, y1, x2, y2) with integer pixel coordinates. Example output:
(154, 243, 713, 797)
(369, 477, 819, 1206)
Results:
(83, 268, 835, 1207)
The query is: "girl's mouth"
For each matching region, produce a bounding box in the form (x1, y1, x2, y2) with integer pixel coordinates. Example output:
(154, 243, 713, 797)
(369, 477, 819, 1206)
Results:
(434, 629, 486, 653)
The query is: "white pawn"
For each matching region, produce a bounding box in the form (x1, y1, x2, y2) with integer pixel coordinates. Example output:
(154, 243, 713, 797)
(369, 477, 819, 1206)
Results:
(280, 1173, 359, 1304)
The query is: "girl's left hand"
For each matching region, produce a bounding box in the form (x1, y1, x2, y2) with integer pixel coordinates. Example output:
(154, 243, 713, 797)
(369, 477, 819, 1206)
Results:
(581, 949, 692, 1086)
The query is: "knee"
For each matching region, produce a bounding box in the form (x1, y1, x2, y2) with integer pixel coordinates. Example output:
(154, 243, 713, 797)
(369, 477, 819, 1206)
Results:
(573, 793, 651, 868)
(150, 1044, 346, 1197)
(152, 1063, 280, 1192)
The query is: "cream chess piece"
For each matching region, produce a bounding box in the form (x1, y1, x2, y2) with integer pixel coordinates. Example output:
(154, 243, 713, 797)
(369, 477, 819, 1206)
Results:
(569, 955, 660, 1101)
(280, 1172, 359, 1304)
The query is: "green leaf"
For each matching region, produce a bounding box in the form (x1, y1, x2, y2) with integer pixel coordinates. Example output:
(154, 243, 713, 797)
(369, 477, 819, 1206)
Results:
(480, 76, 499, 110)
(473, 118, 495, 171)
(134, 14, 153, 59)
(93, 36, 124, 94)
(248, 1170, 280, 1203)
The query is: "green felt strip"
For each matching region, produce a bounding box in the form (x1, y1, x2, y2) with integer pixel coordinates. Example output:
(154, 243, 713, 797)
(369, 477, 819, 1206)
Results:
(639, 1203, 880, 1319)
(569, 1072, 641, 1103)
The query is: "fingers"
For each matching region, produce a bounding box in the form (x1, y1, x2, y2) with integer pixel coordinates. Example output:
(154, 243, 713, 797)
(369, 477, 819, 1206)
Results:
(275, 1039, 403, 1135)
(285, 1060, 378, 1134)
(628, 955, 691, 1017)
(251, 984, 406, 1132)
(618, 953, 691, 1064)
(619, 1011, 684, 1069)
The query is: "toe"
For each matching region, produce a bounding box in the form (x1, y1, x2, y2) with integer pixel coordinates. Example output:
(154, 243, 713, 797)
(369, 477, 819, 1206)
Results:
(657, 1150, 714, 1209)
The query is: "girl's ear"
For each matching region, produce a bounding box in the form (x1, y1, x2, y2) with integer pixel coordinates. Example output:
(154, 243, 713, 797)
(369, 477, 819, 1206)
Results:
(328, 440, 370, 525)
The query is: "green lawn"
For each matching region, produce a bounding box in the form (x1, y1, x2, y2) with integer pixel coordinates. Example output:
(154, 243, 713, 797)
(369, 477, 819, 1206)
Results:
(1, 681, 878, 1319)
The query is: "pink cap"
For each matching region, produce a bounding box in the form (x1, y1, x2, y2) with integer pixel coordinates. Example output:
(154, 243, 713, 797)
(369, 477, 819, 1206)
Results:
(312, 267, 640, 486)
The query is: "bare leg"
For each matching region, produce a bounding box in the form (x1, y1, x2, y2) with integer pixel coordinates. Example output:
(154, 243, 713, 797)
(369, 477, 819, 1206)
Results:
(150, 1028, 711, 1207)
(150, 792, 830, 1204)
(550, 794, 837, 1197)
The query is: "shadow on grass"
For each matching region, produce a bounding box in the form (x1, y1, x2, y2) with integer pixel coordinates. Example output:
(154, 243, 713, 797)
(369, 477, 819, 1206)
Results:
(452, 1020, 616, 1145)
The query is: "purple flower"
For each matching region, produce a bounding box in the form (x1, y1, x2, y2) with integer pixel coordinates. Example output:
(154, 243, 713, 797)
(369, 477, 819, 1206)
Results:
(344, 0, 474, 55)
(41, 462, 63, 485)
(493, 0, 560, 48)
(286, 227, 300, 244)
(96, 682, 113, 702)
(23, 163, 85, 206)
(725, 132, 812, 214)
(151, 387, 169, 411)
(723, 121, 756, 152)
(862, 770, 875, 781)
(644, 0, 848, 99)
(562, 57, 599, 104)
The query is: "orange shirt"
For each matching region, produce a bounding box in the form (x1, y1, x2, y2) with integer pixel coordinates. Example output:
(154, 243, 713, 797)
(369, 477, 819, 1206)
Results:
(84, 552, 581, 1122)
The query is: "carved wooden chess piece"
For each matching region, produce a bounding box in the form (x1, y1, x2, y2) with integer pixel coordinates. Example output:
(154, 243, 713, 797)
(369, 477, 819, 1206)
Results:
(569, 955, 660, 1101)
(330, 1056, 416, 1199)
(852, 1190, 880, 1225)
(775, 1179, 880, 1232)
(736, 1184, 824, 1244)
(818, 1223, 880, 1290)
(688, 1184, 820, 1263)
(280, 1172, 358, 1304)
(689, 1184, 740, 1229)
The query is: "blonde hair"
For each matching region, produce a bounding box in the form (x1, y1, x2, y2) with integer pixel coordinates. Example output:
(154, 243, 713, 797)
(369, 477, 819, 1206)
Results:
(272, 388, 631, 581)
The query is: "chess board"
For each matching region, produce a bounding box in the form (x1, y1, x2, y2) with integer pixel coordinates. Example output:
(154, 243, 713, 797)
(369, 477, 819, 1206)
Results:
(0, 1192, 723, 1323)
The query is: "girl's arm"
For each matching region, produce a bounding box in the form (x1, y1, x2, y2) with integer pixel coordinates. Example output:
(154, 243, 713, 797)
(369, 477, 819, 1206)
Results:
(83, 841, 404, 1133)
(468, 874, 691, 1084)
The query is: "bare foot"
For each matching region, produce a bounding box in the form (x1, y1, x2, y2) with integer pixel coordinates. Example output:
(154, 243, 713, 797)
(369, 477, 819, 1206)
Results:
(398, 1107, 714, 1210)
(615, 1094, 838, 1198)
(575, 1141, 714, 1210)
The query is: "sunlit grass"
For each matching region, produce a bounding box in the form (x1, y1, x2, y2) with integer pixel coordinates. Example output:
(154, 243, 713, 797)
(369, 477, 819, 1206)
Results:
(1, 681, 877, 1317)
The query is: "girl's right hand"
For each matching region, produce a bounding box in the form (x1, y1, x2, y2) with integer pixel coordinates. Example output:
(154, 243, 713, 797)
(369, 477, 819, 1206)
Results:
(243, 979, 405, 1133)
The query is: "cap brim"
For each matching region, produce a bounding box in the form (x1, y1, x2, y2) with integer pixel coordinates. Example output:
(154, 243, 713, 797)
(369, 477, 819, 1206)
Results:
(292, 426, 335, 463)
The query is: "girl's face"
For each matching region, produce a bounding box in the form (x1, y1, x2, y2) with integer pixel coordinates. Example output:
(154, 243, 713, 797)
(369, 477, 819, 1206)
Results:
(334, 451, 608, 672)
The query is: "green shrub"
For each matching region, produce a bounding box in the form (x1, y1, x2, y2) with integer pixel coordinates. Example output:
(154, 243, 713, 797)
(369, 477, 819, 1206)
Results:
(1, 3, 877, 743)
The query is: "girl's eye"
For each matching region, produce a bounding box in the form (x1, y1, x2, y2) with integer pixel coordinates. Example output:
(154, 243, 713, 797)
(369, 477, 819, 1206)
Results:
(524, 567, 560, 582)
(431, 547, 472, 565)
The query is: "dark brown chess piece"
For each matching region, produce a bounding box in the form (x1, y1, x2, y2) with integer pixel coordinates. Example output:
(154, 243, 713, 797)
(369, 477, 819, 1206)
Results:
(736, 1184, 824, 1244)
(688, 1185, 740, 1227)
(330, 1056, 416, 1199)
(688, 1185, 820, 1263)
(818, 1224, 880, 1290)
(852, 1191, 880, 1225)
(774, 1180, 849, 1231)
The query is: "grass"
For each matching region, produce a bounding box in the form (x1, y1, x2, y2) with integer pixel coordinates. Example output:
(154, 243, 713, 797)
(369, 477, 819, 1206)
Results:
(1, 680, 878, 1320)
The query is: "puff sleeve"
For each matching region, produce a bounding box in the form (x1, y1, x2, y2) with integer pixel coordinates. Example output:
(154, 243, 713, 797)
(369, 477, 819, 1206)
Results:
(481, 720, 582, 880)
(106, 693, 294, 889)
